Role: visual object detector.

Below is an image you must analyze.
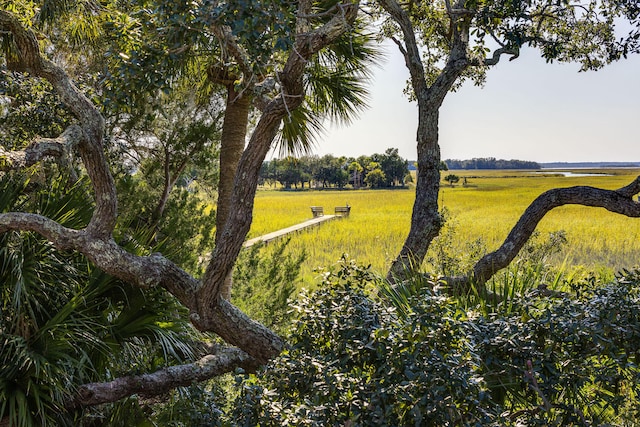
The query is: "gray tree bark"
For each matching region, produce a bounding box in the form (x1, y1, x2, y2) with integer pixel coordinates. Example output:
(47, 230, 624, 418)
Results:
(381, 0, 472, 282)
(0, 1, 360, 407)
(67, 348, 259, 408)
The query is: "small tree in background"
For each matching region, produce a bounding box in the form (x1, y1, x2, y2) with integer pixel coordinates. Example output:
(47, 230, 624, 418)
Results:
(444, 174, 460, 187)
(364, 167, 386, 188)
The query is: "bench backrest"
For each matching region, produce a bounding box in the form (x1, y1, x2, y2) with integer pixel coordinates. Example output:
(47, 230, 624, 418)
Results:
(334, 206, 351, 216)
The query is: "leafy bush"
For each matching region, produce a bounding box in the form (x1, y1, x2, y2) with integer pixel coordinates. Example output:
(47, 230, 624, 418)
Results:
(231, 256, 494, 426)
(230, 257, 640, 426)
(473, 271, 640, 425)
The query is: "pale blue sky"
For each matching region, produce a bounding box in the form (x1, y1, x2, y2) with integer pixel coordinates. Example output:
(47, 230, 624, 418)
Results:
(313, 41, 640, 163)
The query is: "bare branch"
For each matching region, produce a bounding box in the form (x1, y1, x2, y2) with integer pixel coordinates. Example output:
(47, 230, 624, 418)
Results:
(68, 347, 259, 408)
(0, 125, 84, 171)
(297, 2, 340, 19)
(615, 175, 640, 198)
(390, 36, 408, 58)
(0, 10, 117, 238)
(478, 45, 521, 66)
(378, 0, 429, 99)
(296, 0, 313, 34)
(0, 212, 82, 251)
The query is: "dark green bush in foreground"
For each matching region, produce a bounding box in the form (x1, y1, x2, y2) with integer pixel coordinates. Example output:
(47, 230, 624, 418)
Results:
(232, 258, 640, 426)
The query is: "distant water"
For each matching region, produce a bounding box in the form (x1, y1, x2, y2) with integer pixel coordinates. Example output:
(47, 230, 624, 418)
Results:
(536, 170, 613, 177)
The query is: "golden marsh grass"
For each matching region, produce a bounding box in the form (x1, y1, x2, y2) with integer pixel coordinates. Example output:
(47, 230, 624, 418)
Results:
(248, 169, 640, 284)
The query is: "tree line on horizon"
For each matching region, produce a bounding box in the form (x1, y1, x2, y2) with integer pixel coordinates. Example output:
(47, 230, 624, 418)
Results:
(260, 148, 410, 189)
(444, 157, 542, 170)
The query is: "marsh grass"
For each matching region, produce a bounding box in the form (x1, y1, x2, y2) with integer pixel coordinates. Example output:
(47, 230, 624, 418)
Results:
(247, 169, 640, 285)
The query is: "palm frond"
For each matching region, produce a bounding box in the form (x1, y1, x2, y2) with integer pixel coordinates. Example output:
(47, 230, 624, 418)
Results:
(277, 105, 326, 157)
(275, 28, 382, 156)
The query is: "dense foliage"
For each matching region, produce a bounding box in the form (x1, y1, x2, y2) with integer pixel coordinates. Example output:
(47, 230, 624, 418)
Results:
(0, 175, 202, 426)
(2, 0, 640, 425)
(231, 258, 640, 426)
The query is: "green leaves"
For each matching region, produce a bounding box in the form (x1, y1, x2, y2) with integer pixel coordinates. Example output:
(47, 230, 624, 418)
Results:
(233, 238, 305, 332)
(232, 256, 492, 426)
(231, 257, 640, 425)
(0, 175, 201, 425)
(0, 72, 73, 149)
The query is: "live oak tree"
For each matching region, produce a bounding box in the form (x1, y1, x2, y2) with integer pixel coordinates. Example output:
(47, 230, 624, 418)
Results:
(379, 0, 640, 286)
(2, 0, 640, 422)
(0, 0, 361, 412)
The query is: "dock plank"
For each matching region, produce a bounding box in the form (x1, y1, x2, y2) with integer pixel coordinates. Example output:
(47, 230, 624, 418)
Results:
(243, 215, 338, 248)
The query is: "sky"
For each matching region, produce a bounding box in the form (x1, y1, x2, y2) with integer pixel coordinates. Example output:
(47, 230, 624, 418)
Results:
(308, 41, 640, 163)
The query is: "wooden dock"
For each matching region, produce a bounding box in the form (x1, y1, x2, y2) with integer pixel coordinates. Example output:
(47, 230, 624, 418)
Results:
(243, 214, 338, 248)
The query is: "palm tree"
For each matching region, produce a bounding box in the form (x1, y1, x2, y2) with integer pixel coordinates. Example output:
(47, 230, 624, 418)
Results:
(210, 24, 380, 298)
(0, 175, 200, 426)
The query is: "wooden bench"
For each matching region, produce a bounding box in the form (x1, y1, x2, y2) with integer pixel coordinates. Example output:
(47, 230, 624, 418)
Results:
(334, 205, 351, 217)
(310, 206, 324, 218)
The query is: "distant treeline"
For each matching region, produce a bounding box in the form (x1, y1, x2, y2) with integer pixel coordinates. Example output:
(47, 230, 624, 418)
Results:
(444, 158, 541, 170)
(260, 148, 410, 189)
(541, 162, 640, 168)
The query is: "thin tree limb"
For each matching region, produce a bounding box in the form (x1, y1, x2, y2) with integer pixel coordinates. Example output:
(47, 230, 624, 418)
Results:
(68, 347, 259, 408)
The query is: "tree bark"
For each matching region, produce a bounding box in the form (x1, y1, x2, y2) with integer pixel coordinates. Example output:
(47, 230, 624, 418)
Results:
(0, 125, 83, 170)
(381, 0, 471, 282)
(216, 88, 251, 242)
(215, 87, 251, 300)
(68, 347, 259, 408)
(0, 2, 361, 403)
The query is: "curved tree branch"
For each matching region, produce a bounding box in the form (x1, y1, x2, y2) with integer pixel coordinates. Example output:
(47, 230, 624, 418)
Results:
(0, 10, 116, 238)
(68, 347, 259, 409)
(0, 124, 84, 171)
(0, 211, 283, 365)
(378, 0, 429, 100)
(455, 176, 640, 290)
(0, 212, 83, 250)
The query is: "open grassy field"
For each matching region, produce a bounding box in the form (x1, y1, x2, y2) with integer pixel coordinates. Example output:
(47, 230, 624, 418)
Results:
(248, 169, 640, 284)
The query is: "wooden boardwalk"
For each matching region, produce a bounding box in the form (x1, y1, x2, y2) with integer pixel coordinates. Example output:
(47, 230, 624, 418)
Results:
(243, 215, 338, 248)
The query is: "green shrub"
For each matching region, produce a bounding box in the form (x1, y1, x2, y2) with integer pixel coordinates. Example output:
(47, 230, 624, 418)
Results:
(231, 258, 640, 426)
(231, 256, 494, 426)
(232, 238, 306, 332)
